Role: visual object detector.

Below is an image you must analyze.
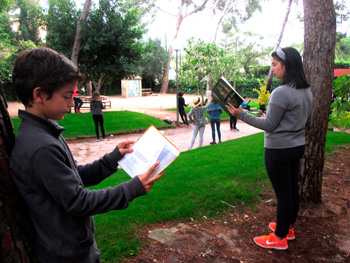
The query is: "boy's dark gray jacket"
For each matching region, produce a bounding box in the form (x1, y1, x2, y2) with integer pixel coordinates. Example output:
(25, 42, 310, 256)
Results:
(10, 110, 146, 263)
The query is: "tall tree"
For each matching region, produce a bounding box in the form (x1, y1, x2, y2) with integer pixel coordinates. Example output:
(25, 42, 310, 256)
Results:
(235, 32, 270, 79)
(205, 0, 261, 90)
(70, 0, 91, 66)
(300, 0, 336, 203)
(17, 0, 43, 44)
(265, 0, 293, 91)
(180, 38, 220, 100)
(141, 38, 170, 90)
(159, 0, 209, 94)
(209, 0, 261, 43)
(0, 82, 37, 262)
(46, 0, 79, 58)
(78, 0, 145, 91)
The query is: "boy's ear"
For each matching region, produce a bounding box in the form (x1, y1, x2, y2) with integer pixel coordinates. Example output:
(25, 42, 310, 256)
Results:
(32, 87, 46, 104)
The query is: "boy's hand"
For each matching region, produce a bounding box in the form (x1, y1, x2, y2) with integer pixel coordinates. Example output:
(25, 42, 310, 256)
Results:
(138, 162, 165, 193)
(117, 140, 135, 155)
(227, 103, 242, 117)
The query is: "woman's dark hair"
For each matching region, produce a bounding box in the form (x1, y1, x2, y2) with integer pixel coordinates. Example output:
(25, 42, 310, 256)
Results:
(13, 47, 84, 107)
(271, 47, 309, 89)
(178, 90, 184, 96)
(91, 90, 100, 101)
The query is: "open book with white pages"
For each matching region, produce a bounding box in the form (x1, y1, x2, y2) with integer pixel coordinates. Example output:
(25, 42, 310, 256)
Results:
(118, 125, 180, 178)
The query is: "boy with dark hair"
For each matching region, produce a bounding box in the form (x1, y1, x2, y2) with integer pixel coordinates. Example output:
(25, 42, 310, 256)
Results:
(10, 47, 164, 263)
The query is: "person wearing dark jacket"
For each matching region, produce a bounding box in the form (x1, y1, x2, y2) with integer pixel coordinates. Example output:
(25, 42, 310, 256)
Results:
(178, 90, 189, 125)
(10, 47, 165, 263)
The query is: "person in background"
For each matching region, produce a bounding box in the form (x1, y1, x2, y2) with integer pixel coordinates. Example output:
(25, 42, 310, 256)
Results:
(73, 86, 84, 113)
(10, 47, 165, 263)
(241, 96, 251, 111)
(227, 47, 313, 250)
(90, 90, 108, 142)
(207, 98, 223, 144)
(230, 115, 239, 131)
(178, 90, 189, 125)
(188, 97, 212, 149)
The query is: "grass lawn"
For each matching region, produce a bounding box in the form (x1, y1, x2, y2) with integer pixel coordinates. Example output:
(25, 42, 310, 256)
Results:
(11, 111, 173, 138)
(10, 109, 350, 262)
(90, 130, 350, 262)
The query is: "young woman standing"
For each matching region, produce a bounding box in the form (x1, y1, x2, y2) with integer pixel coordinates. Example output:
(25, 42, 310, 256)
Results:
(90, 91, 108, 141)
(227, 47, 313, 250)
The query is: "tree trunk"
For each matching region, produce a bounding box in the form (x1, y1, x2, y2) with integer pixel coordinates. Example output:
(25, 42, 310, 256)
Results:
(70, 0, 92, 66)
(0, 84, 37, 262)
(86, 81, 92, 96)
(97, 73, 106, 92)
(300, 0, 336, 203)
(159, 0, 209, 94)
(159, 7, 182, 94)
(160, 45, 174, 93)
(266, 0, 292, 91)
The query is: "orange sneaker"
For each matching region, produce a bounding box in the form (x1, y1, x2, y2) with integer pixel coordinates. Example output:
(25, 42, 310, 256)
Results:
(253, 232, 288, 250)
(269, 222, 295, 240)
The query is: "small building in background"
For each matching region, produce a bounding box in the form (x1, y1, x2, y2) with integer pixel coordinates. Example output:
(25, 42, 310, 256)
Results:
(121, 76, 142, 98)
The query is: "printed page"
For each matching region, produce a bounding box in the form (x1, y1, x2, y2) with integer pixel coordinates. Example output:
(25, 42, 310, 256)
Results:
(118, 125, 180, 178)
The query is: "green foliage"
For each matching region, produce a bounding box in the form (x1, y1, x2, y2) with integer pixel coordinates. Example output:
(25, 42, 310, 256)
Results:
(334, 60, 350, 68)
(225, 78, 278, 99)
(11, 111, 172, 138)
(16, 0, 43, 44)
(1, 40, 36, 100)
(335, 33, 350, 61)
(140, 38, 169, 89)
(0, 0, 12, 11)
(181, 38, 221, 98)
(251, 65, 270, 78)
(208, 51, 239, 88)
(329, 74, 350, 131)
(79, 1, 146, 84)
(45, 0, 79, 58)
(233, 32, 272, 79)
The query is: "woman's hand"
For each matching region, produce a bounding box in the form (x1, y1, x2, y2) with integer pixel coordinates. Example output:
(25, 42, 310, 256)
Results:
(226, 103, 242, 117)
(138, 162, 165, 192)
(117, 140, 135, 155)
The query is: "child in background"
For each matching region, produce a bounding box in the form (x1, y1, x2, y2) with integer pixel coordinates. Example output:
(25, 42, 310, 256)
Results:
(90, 91, 107, 141)
(10, 47, 165, 263)
(73, 86, 84, 113)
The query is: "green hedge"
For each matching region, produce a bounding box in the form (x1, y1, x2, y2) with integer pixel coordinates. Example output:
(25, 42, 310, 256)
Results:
(334, 61, 350, 68)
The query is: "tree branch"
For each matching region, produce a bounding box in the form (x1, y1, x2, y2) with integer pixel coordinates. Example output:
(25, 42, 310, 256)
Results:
(183, 0, 210, 19)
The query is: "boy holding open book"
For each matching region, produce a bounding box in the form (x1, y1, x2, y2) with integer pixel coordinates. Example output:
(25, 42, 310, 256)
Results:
(10, 47, 165, 262)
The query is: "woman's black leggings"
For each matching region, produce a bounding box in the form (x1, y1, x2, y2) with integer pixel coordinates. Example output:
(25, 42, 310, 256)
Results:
(264, 145, 305, 239)
(92, 114, 106, 139)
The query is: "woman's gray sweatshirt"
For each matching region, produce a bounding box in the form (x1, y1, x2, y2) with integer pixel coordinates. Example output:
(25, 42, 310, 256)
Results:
(238, 84, 313, 149)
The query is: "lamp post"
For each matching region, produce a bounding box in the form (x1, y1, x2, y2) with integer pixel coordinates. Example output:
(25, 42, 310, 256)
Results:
(175, 48, 179, 126)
